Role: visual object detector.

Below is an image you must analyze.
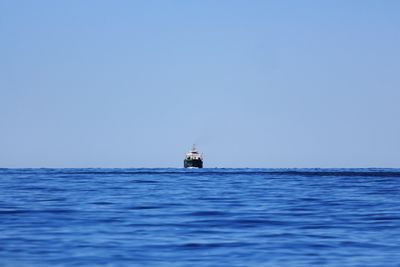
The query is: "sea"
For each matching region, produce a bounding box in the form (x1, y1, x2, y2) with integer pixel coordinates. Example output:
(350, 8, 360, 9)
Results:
(1, 168, 399, 267)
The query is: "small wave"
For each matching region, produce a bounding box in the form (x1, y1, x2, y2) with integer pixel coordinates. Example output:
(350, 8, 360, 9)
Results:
(186, 210, 229, 216)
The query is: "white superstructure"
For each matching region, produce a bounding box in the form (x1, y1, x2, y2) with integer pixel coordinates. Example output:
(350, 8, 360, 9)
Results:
(185, 145, 203, 161)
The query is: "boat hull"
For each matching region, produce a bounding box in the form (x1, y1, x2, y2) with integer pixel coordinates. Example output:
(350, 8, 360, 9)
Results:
(184, 159, 203, 168)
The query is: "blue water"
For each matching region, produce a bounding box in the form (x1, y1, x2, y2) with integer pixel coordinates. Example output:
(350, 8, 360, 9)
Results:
(1, 168, 400, 267)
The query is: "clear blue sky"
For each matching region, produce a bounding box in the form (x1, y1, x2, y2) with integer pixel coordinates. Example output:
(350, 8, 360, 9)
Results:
(1, 0, 399, 168)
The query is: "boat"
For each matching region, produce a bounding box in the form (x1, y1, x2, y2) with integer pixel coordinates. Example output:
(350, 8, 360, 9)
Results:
(184, 145, 203, 168)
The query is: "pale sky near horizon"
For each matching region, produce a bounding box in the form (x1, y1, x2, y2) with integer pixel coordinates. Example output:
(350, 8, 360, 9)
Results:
(1, 0, 399, 168)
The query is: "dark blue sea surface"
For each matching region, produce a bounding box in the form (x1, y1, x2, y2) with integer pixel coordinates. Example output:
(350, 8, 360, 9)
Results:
(1, 168, 400, 267)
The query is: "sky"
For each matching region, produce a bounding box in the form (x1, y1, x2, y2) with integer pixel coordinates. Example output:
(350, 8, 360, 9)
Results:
(1, 0, 399, 168)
